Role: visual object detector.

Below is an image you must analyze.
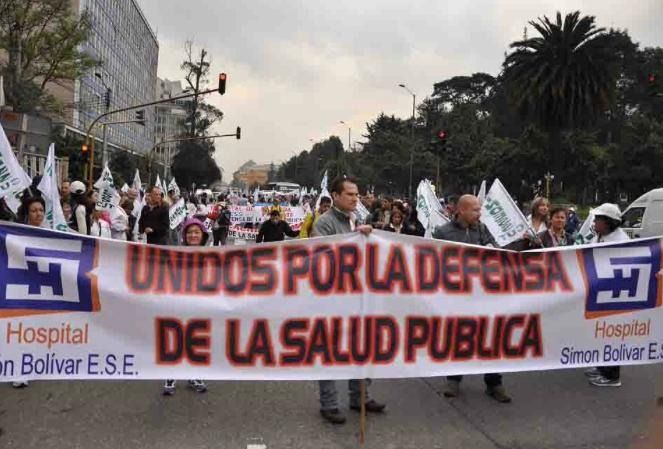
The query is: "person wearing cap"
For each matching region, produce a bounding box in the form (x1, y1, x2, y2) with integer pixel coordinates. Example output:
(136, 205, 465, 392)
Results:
(162, 218, 209, 396)
(585, 203, 629, 387)
(566, 206, 580, 236)
(256, 210, 299, 243)
(68, 181, 91, 235)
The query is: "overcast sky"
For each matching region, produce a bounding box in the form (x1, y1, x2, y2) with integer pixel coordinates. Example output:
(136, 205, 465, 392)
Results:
(138, 0, 663, 178)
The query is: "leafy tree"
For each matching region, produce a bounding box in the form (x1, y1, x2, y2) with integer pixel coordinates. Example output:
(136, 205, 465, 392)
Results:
(171, 140, 222, 191)
(0, 0, 98, 112)
(503, 11, 619, 174)
(170, 42, 224, 187)
(109, 150, 136, 187)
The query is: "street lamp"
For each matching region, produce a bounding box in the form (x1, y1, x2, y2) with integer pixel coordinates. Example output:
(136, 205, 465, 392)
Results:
(398, 83, 416, 199)
(339, 121, 351, 151)
(544, 172, 555, 199)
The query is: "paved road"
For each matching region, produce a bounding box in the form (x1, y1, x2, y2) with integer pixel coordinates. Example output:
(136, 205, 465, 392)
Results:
(1, 364, 661, 449)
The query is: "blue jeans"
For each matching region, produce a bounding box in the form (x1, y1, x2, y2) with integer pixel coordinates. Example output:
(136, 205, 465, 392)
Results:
(318, 379, 371, 411)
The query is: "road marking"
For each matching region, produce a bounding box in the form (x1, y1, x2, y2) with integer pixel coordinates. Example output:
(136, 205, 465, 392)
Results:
(247, 445, 266, 449)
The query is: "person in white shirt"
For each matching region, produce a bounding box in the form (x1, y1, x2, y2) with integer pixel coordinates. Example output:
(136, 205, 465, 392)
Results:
(110, 203, 129, 241)
(586, 203, 629, 387)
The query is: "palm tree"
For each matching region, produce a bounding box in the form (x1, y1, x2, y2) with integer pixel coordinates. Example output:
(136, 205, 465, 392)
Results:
(503, 11, 618, 174)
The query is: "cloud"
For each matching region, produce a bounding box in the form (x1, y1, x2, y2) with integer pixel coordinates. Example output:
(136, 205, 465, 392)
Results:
(139, 0, 663, 178)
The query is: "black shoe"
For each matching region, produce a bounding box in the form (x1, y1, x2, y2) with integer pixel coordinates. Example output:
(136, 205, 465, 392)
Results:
(320, 409, 346, 424)
(486, 385, 512, 403)
(350, 399, 386, 413)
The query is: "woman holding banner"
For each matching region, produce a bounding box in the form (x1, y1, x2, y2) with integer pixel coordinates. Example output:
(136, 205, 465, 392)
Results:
(23, 196, 46, 228)
(510, 206, 574, 250)
(527, 197, 550, 233)
(162, 218, 210, 396)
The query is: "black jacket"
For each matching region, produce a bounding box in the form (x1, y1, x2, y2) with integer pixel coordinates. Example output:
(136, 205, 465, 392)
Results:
(139, 204, 170, 245)
(432, 218, 497, 247)
(256, 219, 299, 243)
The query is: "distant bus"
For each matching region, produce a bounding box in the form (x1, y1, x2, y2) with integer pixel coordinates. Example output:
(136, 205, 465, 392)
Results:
(264, 182, 300, 193)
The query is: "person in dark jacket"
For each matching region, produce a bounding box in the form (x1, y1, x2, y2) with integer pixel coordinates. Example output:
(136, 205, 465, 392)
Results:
(138, 186, 170, 245)
(382, 206, 405, 233)
(565, 207, 580, 236)
(432, 194, 511, 404)
(256, 210, 299, 243)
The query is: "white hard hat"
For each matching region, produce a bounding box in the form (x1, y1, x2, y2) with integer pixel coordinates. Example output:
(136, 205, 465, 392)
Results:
(70, 180, 86, 195)
(593, 203, 622, 221)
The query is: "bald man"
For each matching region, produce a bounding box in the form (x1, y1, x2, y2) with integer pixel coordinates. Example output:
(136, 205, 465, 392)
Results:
(432, 194, 511, 403)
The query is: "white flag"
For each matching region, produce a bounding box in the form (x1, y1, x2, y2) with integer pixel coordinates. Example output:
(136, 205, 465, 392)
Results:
(161, 178, 168, 197)
(121, 183, 129, 193)
(355, 200, 370, 224)
(37, 143, 69, 231)
(575, 209, 596, 245)
(416, 179, 449, 238)
(132, 169, 142, 191)
(155, 174, 162, 192)
(168, 177, 180, 197)
(320, 170, 328, 191)
(477, 180, 487, 204)
(169, 197, 187, 229)
(481, 178, 531, 247)
(94, 164, 114, 190)
(0, 123, 31, 213)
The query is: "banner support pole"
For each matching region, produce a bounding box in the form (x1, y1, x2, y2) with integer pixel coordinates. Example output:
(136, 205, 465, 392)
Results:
(359, 379, 367, 445)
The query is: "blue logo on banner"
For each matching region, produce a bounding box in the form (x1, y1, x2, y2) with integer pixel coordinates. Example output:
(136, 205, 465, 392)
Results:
(581, 239, 662, 317)
(0, 225, 98, 313)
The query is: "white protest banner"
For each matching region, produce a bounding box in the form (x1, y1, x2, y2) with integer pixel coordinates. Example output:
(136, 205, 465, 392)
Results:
(0, 222, 661, 381)
(0, 123, 31, 212)
(94, 164, 113, 190)
(416, 179, 448, 237)
(167, 178, 180, 197)
(96, 184, 121, 212)
(169, 198, 187, 229)
(481, 178, 532, 247)
(93, 164, 119, 212)
(478, 180, 487, 204)
(576, 209, 596, 245)
(37, 144, 69, 232)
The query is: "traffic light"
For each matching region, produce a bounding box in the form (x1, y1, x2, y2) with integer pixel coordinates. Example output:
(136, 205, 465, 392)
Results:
(647, 73, 659, 96)
(135, 109, 146, 126)
(236, 126, 241, 140)
(218, 73, 227, 95)
(433, 129, 449, 156)
(81, 144, 89, 162)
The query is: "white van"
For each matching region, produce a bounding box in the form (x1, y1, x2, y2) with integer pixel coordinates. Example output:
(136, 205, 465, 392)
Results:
(620, 188, 663, 238)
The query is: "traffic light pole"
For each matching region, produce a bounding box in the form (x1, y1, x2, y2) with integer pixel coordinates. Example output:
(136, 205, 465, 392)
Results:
(148, 130, 240, 183)
(84, 87, 219, 187)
